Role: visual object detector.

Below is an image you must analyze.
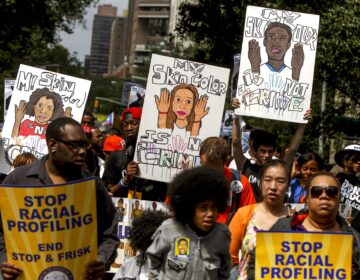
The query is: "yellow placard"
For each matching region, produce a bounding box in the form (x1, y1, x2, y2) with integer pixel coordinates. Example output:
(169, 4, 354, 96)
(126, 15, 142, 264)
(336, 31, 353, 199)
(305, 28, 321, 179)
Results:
(0, 178, 98, 280)
(256, 231, 352, 280)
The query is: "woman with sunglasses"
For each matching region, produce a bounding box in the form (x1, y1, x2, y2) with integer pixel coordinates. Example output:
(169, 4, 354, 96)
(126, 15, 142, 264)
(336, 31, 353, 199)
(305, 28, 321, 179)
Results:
(229, 159, 290, 279)
(268, 171, 360, 278)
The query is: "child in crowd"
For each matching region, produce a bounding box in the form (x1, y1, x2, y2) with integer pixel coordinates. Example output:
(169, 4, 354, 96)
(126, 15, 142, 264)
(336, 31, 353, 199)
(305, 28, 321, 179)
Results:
(113, 210, 169, 280)
(146, 166, 231, 279)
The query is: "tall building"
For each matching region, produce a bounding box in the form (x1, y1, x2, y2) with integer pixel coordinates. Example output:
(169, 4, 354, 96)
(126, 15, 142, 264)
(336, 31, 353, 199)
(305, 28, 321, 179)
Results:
(87, 5, 118, 76)
(126, 0, 171, 77)
(108, 17, 127, 76)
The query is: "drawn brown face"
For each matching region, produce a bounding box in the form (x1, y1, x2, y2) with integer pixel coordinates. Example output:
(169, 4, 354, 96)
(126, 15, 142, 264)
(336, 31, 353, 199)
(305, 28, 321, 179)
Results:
(172, 89, 194, 120)
(264, 27, 291, 61)
(34, 96, 54, 124)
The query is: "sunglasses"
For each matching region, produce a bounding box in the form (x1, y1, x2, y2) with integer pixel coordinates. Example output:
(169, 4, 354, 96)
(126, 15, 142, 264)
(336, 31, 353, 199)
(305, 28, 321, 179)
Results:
(309, 186, 339, 198)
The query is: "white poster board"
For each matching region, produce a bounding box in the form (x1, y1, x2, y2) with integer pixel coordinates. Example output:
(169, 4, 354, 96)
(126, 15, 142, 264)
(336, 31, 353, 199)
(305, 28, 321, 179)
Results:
(4, 79, 15, 119)
(134, 54, 230, 182)
(1, 65, 91, 171)
(235, 6, 319, 123)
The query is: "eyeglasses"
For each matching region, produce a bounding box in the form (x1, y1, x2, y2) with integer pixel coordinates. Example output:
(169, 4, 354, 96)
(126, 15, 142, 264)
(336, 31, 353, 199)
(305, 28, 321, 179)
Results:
(309, 186, 339, 198)
(56, 139, 89, 150)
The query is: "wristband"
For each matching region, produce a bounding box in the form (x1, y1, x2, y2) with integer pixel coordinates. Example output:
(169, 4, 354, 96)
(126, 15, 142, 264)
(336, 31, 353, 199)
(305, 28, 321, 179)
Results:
(159, 112, 167, 114)
(192, 120, 201, 123)
(119, 178, 128, 187)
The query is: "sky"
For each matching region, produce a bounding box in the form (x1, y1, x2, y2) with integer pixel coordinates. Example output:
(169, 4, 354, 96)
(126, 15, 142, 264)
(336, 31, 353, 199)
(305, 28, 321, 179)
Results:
(59, 0, 128, 63)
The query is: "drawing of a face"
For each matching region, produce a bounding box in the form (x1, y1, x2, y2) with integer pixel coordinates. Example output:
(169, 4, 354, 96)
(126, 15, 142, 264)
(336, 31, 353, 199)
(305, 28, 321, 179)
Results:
(172, 89, 194, 120)
(178, 240, 188, 255)
(34, 96, 54, 124)
(264, 26, 291, 61)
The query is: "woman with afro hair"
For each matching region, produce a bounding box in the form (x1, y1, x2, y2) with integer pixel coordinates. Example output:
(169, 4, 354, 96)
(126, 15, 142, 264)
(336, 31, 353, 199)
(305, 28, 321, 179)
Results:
(11, 88, 72, 139)
(113, 210, 169, 280)
(146, 165, 231, 279)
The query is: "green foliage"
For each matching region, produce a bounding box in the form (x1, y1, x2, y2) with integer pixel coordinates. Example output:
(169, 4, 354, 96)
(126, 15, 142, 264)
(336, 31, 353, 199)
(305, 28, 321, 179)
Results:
(0, 0, 98, 73)
(175, 0, 360, 161)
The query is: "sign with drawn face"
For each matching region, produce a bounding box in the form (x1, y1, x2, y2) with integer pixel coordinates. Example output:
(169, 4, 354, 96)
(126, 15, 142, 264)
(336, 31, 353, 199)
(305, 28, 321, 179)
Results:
(134, 54, 230, 182)
(1, 65, 91, 172)
(235, 6, 319, 123)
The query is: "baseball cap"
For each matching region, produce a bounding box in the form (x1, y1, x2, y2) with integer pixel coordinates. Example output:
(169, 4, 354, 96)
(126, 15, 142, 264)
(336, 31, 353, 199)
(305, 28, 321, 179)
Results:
(103, 135, 126, 152)
(121, 107, 142, 122)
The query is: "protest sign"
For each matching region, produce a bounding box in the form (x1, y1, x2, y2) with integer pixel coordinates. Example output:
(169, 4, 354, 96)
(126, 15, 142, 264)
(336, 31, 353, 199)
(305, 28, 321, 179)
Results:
(256, 231, 352, 279)
(222, 110, 234, 137)
(134, 54, 230, 182)
(128, 85, 145, 108)
(110, 197, 169, 271)
(1, 65, 91, 172)
(235, 6, 319, 123)
(4, 79, 15, 119)
(120, 81, 144, 107)
(0, 178, 97, 279)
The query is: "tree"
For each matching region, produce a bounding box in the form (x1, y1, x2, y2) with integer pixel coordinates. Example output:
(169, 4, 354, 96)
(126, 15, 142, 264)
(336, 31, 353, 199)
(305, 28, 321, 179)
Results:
(0, 0, 98, 73)
(175, 0, 360, 159)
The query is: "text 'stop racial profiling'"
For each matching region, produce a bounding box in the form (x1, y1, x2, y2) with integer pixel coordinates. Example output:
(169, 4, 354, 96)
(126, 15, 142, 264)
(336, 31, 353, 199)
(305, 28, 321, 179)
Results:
(6, 194, 93, 233)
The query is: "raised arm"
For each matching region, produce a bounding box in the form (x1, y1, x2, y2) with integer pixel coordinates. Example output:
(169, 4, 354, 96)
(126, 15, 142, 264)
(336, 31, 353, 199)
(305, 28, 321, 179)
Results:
(283, 108, 312, 166)
(232, 98, 246, 171)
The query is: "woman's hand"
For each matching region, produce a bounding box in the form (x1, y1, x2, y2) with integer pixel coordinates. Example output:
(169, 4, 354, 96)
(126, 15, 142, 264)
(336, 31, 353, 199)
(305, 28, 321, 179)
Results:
(1, 262, 22, 280)
(14, 100, 26, 122)
(155, 88, 171, 113)
(194, 95, 210, 121)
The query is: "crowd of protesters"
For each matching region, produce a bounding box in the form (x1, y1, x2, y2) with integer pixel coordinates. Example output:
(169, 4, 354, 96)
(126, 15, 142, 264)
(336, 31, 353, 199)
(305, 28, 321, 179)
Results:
(0, 97, 359, 280)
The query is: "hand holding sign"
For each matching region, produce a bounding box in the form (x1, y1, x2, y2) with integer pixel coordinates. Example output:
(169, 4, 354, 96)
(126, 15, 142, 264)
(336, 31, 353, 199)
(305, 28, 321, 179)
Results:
(0, 262, 23, 280)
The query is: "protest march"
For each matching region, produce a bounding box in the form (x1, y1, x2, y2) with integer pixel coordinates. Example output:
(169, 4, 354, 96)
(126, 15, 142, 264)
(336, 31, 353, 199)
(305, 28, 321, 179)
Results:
(0, 3, 359, 280)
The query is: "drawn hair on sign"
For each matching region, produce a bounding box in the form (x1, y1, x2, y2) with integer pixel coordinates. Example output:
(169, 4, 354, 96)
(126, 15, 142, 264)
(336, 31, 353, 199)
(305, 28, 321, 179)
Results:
(11, 88, 72, 139)
(154, 84, 210, 137)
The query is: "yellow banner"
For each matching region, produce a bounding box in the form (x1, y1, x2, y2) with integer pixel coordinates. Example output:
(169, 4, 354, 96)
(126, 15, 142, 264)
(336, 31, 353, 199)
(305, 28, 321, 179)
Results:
(256, 231, 352, 279)
(0, 178, 98, 280)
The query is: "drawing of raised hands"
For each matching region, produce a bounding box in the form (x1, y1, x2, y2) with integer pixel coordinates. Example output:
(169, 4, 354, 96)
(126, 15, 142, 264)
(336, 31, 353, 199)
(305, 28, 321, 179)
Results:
(11, 100, 26, 138)
(155, 88, 170, 128)
(64, 107, 73, 118)
(14, 100, 26, 122)
(155, 88, 171, 113)
(291, 43, 304, 81)
(194, 95, 210, 122)
(248, 39, 261, 73)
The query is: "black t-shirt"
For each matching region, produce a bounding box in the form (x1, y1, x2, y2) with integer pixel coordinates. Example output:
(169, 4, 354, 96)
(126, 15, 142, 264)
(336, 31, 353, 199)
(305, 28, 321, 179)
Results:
(337, 172, 360, 232)
(242, 159, 262, 202)
(102, 147, 167, 202)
